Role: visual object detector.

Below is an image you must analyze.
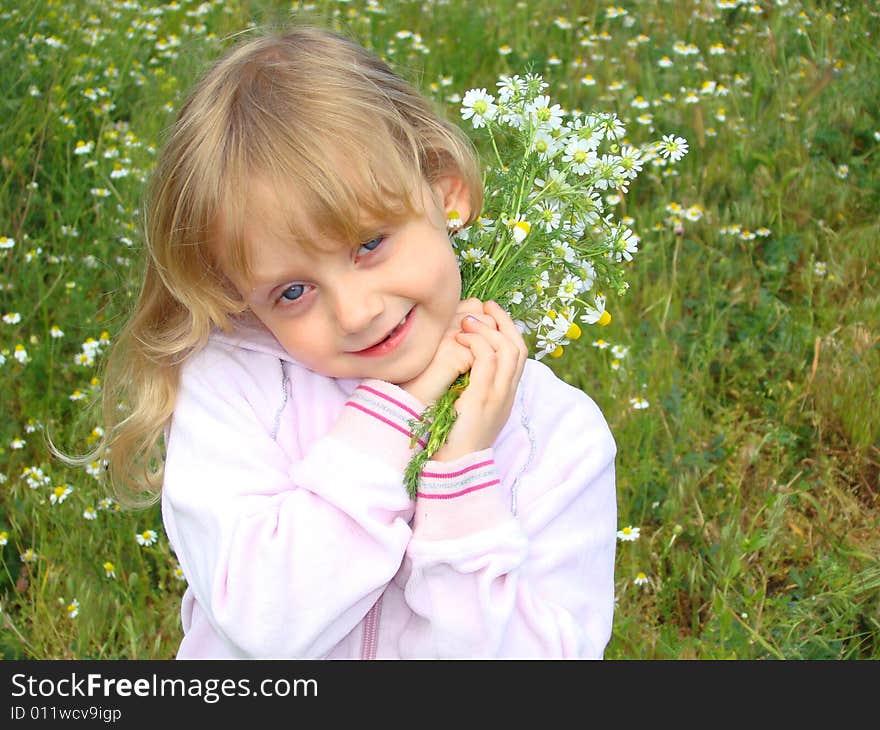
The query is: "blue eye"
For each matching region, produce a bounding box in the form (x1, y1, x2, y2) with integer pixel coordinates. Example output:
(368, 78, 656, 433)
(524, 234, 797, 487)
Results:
(280, 284, 305, 302)
(358, 237, 384, 256)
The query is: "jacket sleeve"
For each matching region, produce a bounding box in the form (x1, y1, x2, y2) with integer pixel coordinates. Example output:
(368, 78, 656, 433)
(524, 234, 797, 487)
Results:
(401, 358, 618, 658)
(161, 344, 420, 657)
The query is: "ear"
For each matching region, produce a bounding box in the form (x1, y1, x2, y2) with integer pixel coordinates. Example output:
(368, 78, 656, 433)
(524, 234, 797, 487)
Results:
(431, 173, 472, 226)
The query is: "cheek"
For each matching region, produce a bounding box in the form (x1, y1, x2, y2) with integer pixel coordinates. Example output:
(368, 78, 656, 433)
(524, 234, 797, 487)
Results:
(435, 247, 462, 304)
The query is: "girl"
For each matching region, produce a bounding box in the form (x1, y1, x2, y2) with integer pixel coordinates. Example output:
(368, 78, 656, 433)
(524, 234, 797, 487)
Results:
(93, 26, 618, 658)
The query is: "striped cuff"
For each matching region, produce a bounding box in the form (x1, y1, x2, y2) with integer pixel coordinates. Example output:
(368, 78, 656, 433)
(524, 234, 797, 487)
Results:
(412, 449, 512, 541)
(417, 457, 500, 500)
(344, 381, 428, 450)
(329, 379, 427, 474)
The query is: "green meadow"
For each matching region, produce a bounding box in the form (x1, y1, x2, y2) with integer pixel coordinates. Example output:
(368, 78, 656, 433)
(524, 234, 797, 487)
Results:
(1, 0, 877, 659)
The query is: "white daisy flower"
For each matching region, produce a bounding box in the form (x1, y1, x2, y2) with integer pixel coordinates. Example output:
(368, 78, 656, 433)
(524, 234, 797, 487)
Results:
(461, 88, 497, 129)
(135, 529, 158, 547)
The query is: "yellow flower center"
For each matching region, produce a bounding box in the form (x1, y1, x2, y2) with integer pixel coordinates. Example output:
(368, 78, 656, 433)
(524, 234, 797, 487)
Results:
(598, 310, 612, 326)
(566, 323, 582, 340)
(550, 345, 565, 358)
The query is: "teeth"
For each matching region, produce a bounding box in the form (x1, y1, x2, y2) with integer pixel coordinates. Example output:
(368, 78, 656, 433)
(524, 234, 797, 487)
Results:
(362, 311, 410, 351)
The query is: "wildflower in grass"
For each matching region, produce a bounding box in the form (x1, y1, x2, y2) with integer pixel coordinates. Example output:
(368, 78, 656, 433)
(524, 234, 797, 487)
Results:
(174, 564, 186, 581)
(756, 227, 771, 237)
(658, 134, 689, 162)
(0, 236, 15, 249)
(617, 525, 641, 542)
(69, 390, 86, 401)
(103, 561, 116, 579)
(98, 497, 115, 511)
(85, 459, 106, 478)
(10, 438, 25, 449)
(611, 344, 629, 359)
(74, 140, 94, 155)
(814, 261, 827, 277)
(0, 531, 8, 546)
(50, 485, 73, 505)
(14, 345, 29, 364)
(20, 548, 38, 564)
(83, 507, 97, 521)
(498, 44, 512, 56)
(50, 325, 64, 338)
(2, 312, 21, 324)
(634, 572, 649, 586)
(836, 164, 849, 179)
(685, 205, 704, 222)
(592, 338, 610, 350)
(66, 599, 79, 619)
(90, 187, 111, 198)
(22, 466, 50, 489)
(630, 396, 650, 409)
(136, 529, 158, 547)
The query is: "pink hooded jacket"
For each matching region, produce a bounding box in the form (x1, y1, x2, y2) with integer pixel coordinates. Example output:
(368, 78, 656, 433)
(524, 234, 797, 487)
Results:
(161, 323, 617, 658)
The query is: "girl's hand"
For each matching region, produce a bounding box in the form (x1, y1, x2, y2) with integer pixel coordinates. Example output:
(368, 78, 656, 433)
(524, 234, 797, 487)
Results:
(432, 300, 529, 462)
(399, 298, 496, 405)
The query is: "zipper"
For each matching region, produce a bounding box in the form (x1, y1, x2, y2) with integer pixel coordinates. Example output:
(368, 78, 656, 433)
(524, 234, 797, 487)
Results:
(359, 594, 383, 660)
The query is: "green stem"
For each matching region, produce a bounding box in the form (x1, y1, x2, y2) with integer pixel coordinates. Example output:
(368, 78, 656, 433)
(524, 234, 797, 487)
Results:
(486, 124, 505, 169)
(403, 372, 469, 499)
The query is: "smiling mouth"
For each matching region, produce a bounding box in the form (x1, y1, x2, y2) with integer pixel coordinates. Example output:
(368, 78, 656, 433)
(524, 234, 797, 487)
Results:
(352, 307, 414, 355)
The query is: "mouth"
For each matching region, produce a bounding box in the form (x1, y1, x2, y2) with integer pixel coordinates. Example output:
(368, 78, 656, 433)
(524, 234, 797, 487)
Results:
(351, 307, 415, 357)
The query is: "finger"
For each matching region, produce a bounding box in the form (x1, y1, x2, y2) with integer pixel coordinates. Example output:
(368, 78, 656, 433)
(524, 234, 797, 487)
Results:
(455, 331, 497, 398)
(484, 301, 529, 369)
(461, 315, 516, 355)
(461, 315, 524, 398)
(457, 299, 499, 330)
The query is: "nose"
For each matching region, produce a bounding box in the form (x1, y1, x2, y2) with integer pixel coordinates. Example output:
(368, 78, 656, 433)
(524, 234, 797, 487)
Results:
(329, 275, 384, 336)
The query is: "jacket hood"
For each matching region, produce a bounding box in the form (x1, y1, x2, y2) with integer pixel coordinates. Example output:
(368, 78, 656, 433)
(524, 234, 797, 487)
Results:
(210, 319, 297, 364)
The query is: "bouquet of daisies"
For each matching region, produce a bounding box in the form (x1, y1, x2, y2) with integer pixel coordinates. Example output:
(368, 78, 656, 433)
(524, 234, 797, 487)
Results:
(403, 73, 688, 497)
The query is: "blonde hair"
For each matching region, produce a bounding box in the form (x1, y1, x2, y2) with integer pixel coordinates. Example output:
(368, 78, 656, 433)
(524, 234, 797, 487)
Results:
(73, 25, 483, 507)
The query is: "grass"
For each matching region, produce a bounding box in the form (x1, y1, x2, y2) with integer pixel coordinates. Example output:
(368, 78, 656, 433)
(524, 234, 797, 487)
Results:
(1, 0, 878, 659)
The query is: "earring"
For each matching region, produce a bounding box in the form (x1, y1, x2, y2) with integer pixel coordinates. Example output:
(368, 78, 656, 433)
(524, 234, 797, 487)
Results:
(446, 209, 463, 235)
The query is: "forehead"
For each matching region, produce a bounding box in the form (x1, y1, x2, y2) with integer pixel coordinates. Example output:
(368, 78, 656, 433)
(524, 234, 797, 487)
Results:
(215, 174, 427, 290)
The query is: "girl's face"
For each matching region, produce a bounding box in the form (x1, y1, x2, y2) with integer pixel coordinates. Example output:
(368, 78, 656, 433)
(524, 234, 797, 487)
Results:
(224, 177, 469, 386)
